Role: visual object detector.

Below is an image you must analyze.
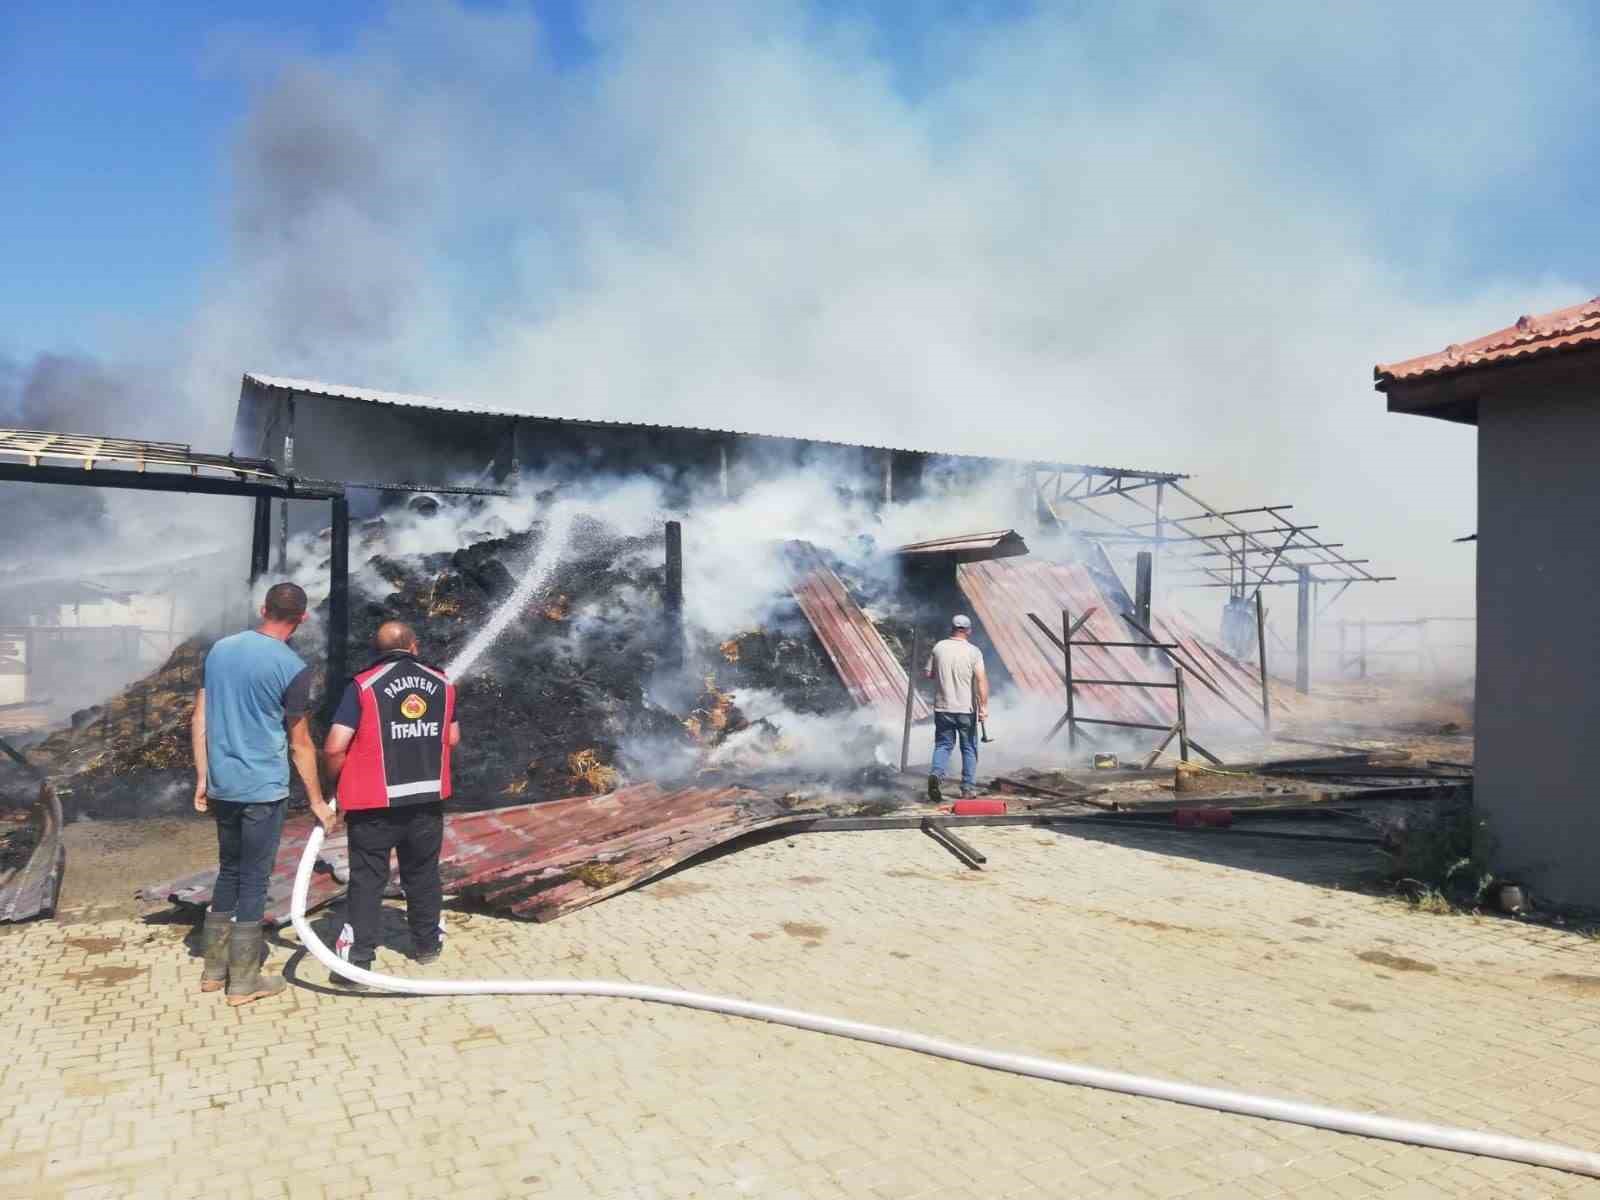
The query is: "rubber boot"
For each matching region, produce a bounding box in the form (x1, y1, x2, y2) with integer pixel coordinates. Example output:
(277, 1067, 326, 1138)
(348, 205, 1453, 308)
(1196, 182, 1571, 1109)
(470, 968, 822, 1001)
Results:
(927, 775, 943, 804)
(199, 911, 233, 993)
(225, 923, 285, 1006)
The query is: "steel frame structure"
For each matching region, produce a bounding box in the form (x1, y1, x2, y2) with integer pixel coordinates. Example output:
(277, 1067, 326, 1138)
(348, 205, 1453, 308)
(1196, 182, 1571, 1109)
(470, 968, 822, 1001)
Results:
(1025, 468, 1391, 601)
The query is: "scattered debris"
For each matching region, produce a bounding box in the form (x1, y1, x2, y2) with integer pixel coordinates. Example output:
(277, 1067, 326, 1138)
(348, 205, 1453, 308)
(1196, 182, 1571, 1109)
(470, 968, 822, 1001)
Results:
(0, 782, 65, 922)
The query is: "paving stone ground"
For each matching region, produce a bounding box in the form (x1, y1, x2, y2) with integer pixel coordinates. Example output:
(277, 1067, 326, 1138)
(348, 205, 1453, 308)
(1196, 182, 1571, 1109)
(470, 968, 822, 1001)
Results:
(5, 821, 1600, 1200)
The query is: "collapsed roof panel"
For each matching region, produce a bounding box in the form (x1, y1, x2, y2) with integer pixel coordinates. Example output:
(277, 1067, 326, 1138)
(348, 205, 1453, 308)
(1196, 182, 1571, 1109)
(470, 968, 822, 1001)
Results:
(0, 782, 64, 923)
(895, 529, 1029, 564)
(787, 541, 930, 720)
(141, 782, 838, 925)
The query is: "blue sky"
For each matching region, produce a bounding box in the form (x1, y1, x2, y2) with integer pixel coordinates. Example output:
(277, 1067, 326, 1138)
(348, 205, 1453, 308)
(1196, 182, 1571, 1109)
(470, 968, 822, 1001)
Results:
(4, 1, 1596, 366)
(1, 0, 597, 357)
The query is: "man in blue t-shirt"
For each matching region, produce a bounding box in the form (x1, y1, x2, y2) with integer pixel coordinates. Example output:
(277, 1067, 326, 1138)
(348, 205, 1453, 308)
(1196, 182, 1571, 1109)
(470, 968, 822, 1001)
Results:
(191, 581, 335, 1006)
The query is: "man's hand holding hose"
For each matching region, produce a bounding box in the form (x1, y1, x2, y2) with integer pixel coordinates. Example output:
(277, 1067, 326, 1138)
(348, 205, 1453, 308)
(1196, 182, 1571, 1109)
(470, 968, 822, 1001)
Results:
(309, 796, 339, 836)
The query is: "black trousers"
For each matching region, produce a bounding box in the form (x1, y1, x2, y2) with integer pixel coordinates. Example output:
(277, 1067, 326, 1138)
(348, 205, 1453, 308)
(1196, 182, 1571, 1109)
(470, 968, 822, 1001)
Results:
(344, 802, 444, 966)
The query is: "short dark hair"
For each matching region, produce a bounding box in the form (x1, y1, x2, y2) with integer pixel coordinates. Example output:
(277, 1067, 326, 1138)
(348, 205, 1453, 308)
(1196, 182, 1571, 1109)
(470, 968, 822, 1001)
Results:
(263, 582, 308, 621)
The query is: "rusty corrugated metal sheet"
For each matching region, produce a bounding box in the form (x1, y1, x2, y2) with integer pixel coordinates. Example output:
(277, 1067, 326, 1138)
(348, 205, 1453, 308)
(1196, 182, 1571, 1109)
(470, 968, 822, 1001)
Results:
(1376, 296, 1600, 384)
(957, 558, 1288, 735)
(138, 784, 786, 925)
(895, 529, 1029, 564)
(787, 542, 931, 720)
(141, 814, 342, 925)
(0, 782, 64, 923)
(446, 784, 780, 920)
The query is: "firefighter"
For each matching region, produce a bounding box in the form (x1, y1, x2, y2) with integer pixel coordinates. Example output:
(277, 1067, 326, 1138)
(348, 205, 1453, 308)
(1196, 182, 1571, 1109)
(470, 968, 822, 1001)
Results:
(322, 621, 460, 988)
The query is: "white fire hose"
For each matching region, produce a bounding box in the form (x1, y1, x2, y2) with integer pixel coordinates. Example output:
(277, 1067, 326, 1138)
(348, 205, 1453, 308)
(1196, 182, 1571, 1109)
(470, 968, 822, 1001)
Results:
(289, 822, 1600, 1179)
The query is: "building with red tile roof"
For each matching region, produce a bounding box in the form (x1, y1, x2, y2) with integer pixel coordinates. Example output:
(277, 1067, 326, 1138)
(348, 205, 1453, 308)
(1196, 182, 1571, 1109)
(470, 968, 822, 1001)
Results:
(1377, 296, 1600, 909)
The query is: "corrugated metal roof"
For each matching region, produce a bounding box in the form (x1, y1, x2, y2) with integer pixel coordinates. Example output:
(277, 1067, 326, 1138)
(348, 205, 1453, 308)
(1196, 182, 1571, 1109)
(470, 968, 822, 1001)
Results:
(787, 541, 931, 720)
(956, 558, 1288, 735)
(1375, 297, 1600, 385)
(246, 373, 529, 419)
(896, 529, 1030, 563)
(242, 371, 1185, 475)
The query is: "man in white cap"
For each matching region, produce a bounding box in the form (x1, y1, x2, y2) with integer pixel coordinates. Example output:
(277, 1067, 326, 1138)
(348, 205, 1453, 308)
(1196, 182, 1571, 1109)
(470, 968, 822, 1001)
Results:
(924, 614, 988, 801)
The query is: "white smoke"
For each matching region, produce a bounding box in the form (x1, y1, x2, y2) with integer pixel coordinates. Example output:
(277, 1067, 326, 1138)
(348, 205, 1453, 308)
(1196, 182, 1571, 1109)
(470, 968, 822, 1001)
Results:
(185, 0, 1592, 629)
(17, 0, 1599, 722)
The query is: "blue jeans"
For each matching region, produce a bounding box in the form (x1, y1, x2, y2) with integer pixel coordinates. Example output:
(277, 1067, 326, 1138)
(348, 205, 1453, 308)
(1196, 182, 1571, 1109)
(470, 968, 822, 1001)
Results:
(210, 798, 288, 925)
(930, 712, 978, 789)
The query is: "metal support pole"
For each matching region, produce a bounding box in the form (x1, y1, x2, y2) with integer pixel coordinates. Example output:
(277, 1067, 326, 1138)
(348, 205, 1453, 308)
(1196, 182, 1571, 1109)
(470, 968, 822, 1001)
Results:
(277, 396, 297, 571)
(900, 628, 920, 773)
(1154, 481, 1164, 546)
(663, 520, 684, 672)
(718, 444, 729, 500)
(249, 496, 272, 584)
(1359, 617, 1368, 680)
(1339, 619, 1347, 677)
(1134, 551, 1152, 657)
(1296, 565, 1311, 695)
(1063, 609, 1076, 754)
(325, 496, 350, 719)
(1175, 666, 1189, 763)
(1255, 592, 1271, 734)
(882, 450, 893, 506)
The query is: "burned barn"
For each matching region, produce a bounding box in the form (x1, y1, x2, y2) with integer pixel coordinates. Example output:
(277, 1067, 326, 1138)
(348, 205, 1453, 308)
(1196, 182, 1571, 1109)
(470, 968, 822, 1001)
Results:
(1377, 297, 1600, 911)
(3, 374, 1424, 927)
(231, 371, 1388, 652)
(235, 372, 980, 533)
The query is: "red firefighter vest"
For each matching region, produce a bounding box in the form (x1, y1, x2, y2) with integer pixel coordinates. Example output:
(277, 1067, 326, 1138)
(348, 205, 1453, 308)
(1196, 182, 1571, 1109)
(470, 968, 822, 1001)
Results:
(337, 654, 456, 811)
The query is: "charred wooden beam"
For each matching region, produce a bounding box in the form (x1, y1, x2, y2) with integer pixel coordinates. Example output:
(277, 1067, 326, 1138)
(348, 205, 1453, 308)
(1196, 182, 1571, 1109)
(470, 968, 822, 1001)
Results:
(249, 496, 272, 584)
(663, 520, 685, 672)
(900, 627, 921, 773)
(324, 497, 351, 719)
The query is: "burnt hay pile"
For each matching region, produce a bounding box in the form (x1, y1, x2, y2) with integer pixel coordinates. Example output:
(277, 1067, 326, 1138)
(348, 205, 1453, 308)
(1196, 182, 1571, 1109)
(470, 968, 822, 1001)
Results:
(14, 640, 208, 819)
(7, 509, 878, 820)
(353, 515, 696, 807)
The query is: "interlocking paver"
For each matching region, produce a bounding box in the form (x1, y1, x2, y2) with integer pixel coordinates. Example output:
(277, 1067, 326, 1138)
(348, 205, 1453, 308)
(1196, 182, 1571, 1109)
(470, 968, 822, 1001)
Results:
(6, 824, 1600, 1198)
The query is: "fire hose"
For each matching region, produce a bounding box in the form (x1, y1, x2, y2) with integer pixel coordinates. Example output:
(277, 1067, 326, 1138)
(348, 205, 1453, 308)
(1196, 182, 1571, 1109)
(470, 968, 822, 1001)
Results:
(289, 822, 1600, 1179)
